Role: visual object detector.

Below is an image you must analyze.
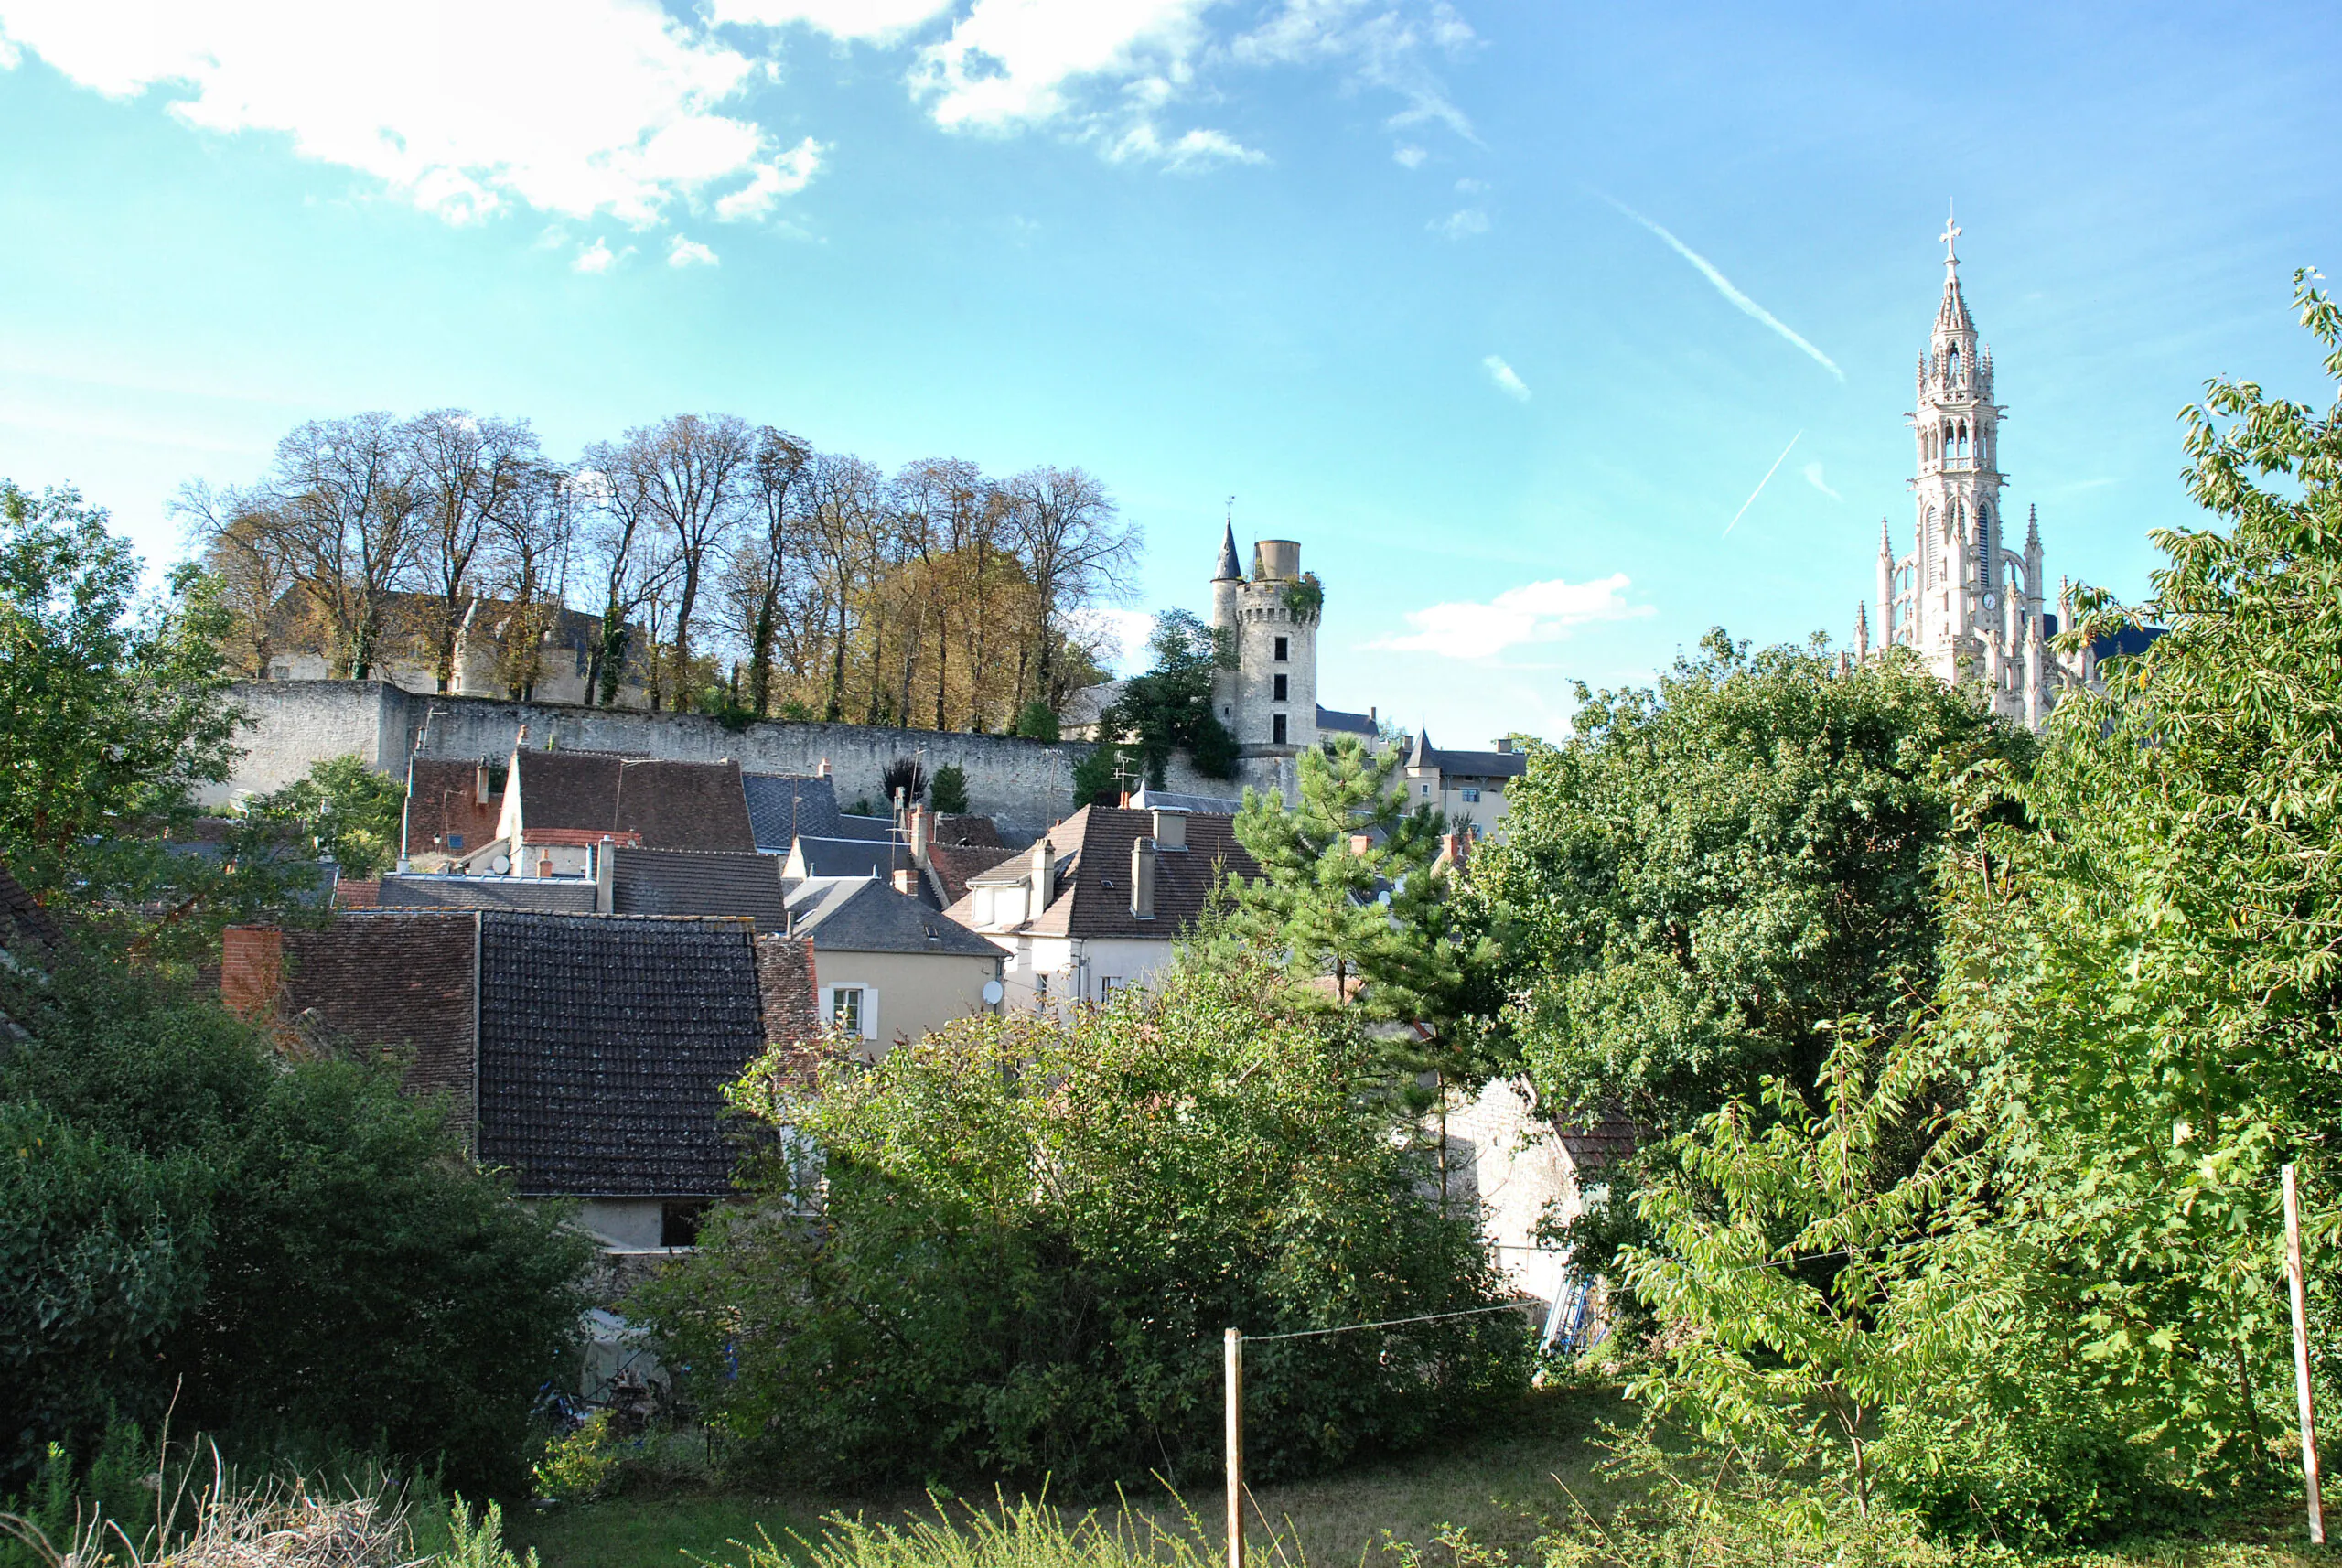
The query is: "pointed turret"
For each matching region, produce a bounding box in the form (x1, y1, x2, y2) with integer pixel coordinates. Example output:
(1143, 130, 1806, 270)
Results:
(1935, 207, 1974, 337)
(1213, 522, 1241, 583)
(1875, 518, 1896, 649)
(1854, 600, 1871, 660)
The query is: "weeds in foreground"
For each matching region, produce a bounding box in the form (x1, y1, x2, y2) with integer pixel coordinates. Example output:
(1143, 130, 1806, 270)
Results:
(735, 1488, 1299, 1568)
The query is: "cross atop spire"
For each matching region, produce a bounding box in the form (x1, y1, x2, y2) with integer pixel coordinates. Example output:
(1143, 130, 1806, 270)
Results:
(1939, 201, 1961, 273)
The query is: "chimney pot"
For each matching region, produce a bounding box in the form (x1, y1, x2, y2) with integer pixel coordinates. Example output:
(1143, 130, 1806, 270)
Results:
(1131, 835, 1158, 920)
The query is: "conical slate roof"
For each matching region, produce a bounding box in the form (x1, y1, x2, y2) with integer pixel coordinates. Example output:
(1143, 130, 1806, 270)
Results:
(1214, 522, 1242, 582)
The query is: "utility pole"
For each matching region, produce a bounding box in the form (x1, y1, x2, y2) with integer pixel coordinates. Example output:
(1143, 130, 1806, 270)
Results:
(2285, 1164, 2325, 1544)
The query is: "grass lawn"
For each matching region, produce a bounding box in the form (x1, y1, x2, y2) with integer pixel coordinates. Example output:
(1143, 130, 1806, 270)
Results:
(500, 1391, 2333, 1568)
(502, 1388, 1628, 1568)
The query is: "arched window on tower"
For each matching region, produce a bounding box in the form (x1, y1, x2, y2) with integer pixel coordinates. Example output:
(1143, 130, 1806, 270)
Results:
(1948, 345, 1961, 382)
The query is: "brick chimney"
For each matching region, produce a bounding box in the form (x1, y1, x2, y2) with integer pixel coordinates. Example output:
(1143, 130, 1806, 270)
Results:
(221, 925, 285, 1020)
(893, 868, 919, 897)
(1131, 836, 1157, 920)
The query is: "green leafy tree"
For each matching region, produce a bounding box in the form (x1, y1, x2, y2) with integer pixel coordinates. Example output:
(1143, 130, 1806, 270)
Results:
(641, 958, 1528, 1491)
(1478, 631, 2025, 1275)
(928, 763, 970, 815)
(0, 485, 243, 926)
(1092, 608, 1237, 785)
(1012, 699, 1060, 742)
(241, 755, 405, 880)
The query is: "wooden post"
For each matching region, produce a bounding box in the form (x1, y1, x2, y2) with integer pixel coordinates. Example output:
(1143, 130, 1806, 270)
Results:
(2285, 1164, 2326, 1544)
(1224, 1328, 1244, 1568)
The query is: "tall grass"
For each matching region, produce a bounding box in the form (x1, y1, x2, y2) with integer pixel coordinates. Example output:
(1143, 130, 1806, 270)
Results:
(740, 1491, 1297, 1568)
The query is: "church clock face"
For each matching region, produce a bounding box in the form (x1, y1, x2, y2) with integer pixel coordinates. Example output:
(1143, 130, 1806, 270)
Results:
(1983, 593, 1998, 610)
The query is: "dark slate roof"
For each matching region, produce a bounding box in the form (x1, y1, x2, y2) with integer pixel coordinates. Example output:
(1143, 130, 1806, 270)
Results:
(1132, 787, 1244, 815)
(405, 756, 505, 856)
(475, 912, 768, 1198)
(830, 813, 897, 843)
(741, 772, 843, 850)
(785, 876, 1006, 958)
(1214, 521, 1243, 581)
(1316, 704, 1378, 737)
(511, 751, 756, 852)
(612, 848, 788, 929)
(1404, 729, 1529, 780)
(946, 806, 1260, 940)
(2038, 613, 2167, 663)
(788, 835, 903, 879)
(378, 874, 597, 913)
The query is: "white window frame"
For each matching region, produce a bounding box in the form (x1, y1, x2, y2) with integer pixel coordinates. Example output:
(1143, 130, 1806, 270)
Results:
(824, 983, 879, 1039)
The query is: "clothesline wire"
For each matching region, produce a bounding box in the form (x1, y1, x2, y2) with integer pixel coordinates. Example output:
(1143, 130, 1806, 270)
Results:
(1242, 1301, 1543, 1343)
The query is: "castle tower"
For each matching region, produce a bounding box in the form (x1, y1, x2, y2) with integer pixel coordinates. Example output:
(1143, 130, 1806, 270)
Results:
(1871, 214, 2052, 725)
(1210, 532, 1319, 757)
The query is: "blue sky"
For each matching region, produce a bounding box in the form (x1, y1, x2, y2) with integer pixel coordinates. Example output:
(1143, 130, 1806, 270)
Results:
(3, 1, 2337, 745)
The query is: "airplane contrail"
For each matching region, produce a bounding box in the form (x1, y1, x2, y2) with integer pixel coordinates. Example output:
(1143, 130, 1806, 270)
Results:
(1724, 431, 1802, 538)
(1598, 194, 1845, 382)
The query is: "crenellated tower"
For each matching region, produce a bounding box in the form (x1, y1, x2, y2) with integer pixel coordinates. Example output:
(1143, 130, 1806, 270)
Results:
(1209, 525, 1319, 757)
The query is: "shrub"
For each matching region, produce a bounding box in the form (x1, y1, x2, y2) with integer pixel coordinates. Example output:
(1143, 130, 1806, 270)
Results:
(531, 1413, 618, 1503)
(0, 962, 591, 1494)
(643, 961, 1531, 1492)
(928, 765, 970, 816)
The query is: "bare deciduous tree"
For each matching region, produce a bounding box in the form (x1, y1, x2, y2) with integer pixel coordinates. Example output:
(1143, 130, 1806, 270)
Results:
(405, 410, 542, 693)
(1004, 466, 1140, 710)
(260, 413, 420, 680)
(621, 413, 754, 710)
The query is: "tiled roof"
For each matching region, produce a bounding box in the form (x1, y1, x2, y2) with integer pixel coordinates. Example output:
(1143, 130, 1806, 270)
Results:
(612, 848, 788, 929)
(786, 876, 1007, 958)
(510, 751, 756, 852)
(521, 828, 643, 848)
(1316, 704, 1378, 736)
(404, 757, 504, 857)
(0, 860, 60, 953)
(830, 813, 897, 843)
(742, 772, 843, 850)
(945, 806, 1260, 940)
(925, 841, 1017, 907)
(334, 879, 381, 908)
(933, 814, 1003, 848)
(377, 874, 597, 913)
(785, 835, 903, 880)
(476, 913, 768, 1198)
(280, 913, 481, 1124)
(1552, 1110, 1642, 1173)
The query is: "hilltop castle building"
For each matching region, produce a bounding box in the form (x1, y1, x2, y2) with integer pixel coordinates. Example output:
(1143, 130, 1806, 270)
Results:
(1859, 218, 2131, 727)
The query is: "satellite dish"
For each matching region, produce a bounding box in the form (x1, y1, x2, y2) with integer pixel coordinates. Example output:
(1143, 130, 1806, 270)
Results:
(490, 854, 512, 875)
(982, 980, 1004, 1005)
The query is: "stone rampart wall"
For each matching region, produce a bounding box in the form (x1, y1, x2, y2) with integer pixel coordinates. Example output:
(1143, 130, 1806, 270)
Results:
(210, 682, 1265, 837)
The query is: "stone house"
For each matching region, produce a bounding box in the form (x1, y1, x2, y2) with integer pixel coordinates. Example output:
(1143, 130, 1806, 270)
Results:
(1401, 731, 1529, 840)
(946, 804, 1259, 1013)
(263, 589, 651, 709)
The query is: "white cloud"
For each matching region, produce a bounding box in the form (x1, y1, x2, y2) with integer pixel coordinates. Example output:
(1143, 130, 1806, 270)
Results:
(1108, 124, 1265, 171)
(668, 235, 719, 267)
(1431, 207, 1488, 240)
(1802, 461, 1840, 500)
(1094, 607, 1158, 672)
(709, 0, 954, 44)
(1481, 354, 1531, 402)
(0, 0, 816, 228)
(1392, 143, 1425, 168)
(1232, 0, 1477, 141)
(910, 0, 1216, 134)
(1455, 176, 1486, 192)
(573, 238, 619, 274)
(1375, 575, 1652, 660)
(713, 135, 824, 219)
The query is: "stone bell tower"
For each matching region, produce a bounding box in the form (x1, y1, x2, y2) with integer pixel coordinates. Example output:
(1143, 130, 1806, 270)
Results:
(1871, 212, 2054, 725)
(1209, 523, 1319, 757)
